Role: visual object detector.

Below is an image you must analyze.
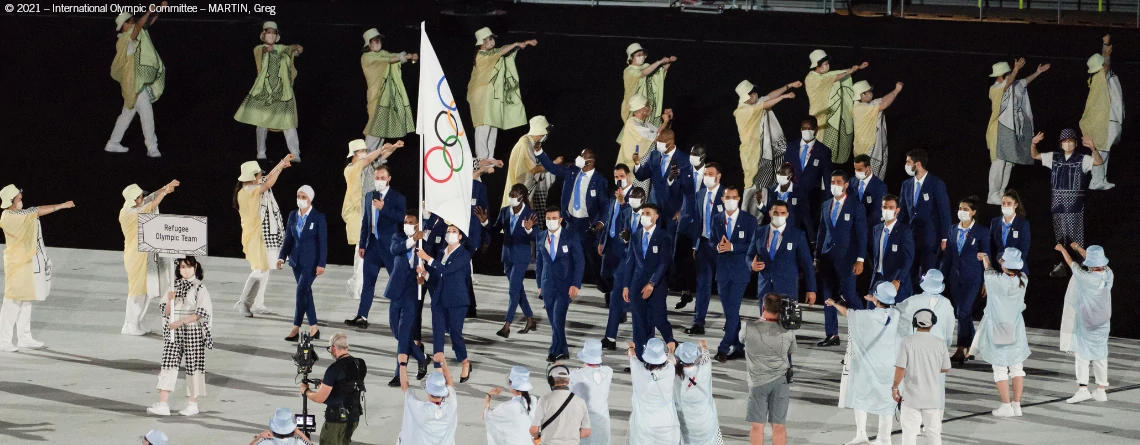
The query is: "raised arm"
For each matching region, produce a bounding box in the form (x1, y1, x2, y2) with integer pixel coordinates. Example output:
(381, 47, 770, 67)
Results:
(761, 91, 796, 109)
(1083, 136, 1105, 166)
(878, 82, 904, 110)
(131, 7, 155, 40)
(834, 61, 869, 82)
(766, 80, 802, 100)
(1055, 243, 1075, 267)
(143, 180, 180, 213)
(500, 39, 537, 56)
(1102, 34, 1112, 71)
(1002, 58, 1026, 91)
(436, 352, 454, 387)
(145, 2, 166, 27)
(1030, 132, 1044, 160)
(398, 353, 411, 392)
(640, 56, 675, 77)
(260, 155, 294, 192)
(1024, 63, 1050, 85)
(359, 141, 403, 166)
(36, 201, 75, 217)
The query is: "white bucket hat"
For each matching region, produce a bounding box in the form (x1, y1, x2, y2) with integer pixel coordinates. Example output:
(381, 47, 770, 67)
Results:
(114, 12, 132, 30)
(263, 21, 278, 31)
(852, 80, 873, 97)
(122, 184, 144, 208)
(508, 365, 534, 391)
(626, 43, 645, 63)
(269, 408, 295, 435)
(809, 49, 828, 68)
(735, 80, 755, 103)
(873, 281, 897, 305)
(642, 338, 668, 365)
(474, 27, 495, 45)
(920, 269, 945, 294)
(675, 342, 699, 364)
(238, 161, 264, 182)
(0, 184, 20, 208)
(425, 372, 449, 397)
(628, 94, 649, 114)
(527, 115, 550, 136)
(363, 28, 382, 47)
(347, 139, 368, 158)
(576, 339, 604, 365)
(1083, 245, 1108, 267)
(1087, 54, 1105, 74)
(1000, 247, 1024, 270)
(990, 61, 1011, 78)
(142, 429, 168, 445)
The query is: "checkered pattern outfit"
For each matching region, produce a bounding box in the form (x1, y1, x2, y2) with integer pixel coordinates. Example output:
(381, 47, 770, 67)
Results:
(260, 186, 285, 250)
(160, 281, 213, 374)
(1050, 152, 1089, 247)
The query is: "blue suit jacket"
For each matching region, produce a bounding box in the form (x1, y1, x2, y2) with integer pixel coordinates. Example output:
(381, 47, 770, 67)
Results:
(785, 140, 833, 195)
(816, 195, 869, 267)
(692, 186, 726, 248)
(621, 226, 673, 290)
(425, 245, 472, 308)
(941, 223, 991, 284)
(472, 180, 490, 247)
(359, 188, 407, 253)
(710, 210, 756, 280)
(383, 233, 422, 305)
(537, 153, 609, 224)
(870, 221, 915, 298)
(421, 214, 448, 259)
(989, 216, 1030, 265)
(599, 195, 631, 251)
(279, 209, 328, 269)
(493, 205, 536, 265)
(633, 149, 687, 219)
(747, 225, 817, 295)
(677, 161, 704, 237)
(536, 229, 585, 297)
(848, 175, 887, 230)
(770, 185, 812, 239)
(898, 174, 951, 250)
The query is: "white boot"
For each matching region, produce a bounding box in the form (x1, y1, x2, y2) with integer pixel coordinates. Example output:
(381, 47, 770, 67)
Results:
(147, 402, 171, 416)
(1092, 388, 1108, 402)
(992, 403, 1016, 417)
(104, 143, 130, 153)
(16, 336, 43, 349)
(1066, 387, 1092, 404)
(122, 323, 146, 336)
(179, 402, 199, 416)
(0, 343, 18, 353)
(844, 436, 871, 445)
(1011, 402, 1023, 417)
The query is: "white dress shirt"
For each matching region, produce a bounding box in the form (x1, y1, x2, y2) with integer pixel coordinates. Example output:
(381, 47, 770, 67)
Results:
(568, 169, 595, 219)
(877, 219, 898, 274)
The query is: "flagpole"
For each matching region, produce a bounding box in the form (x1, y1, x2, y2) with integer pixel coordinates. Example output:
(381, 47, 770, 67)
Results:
(417, 23, 426, 303)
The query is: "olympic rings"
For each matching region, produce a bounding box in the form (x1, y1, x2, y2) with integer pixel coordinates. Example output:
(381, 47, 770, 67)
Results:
(423, 145, 456, 183)
(424, 75, 466, 184)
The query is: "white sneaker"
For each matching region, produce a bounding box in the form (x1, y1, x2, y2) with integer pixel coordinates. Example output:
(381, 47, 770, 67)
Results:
(234, 301, 253, 318)
(844, 436, 871, 445)
(147, 402, 171, 416)
(146, 147, 162, 158)
(1067, 387, 1093, 404)
(104, 143, 129, 153)
(179, 402, 199, 416)
(256, 151, 267, 160)
(1092, 388, 1108, 402)
(871, 438, 893, 445)
(992, 403, 1016, 417)
(138, 323, 152, 335)
(252, 306, 273, 315)
(122, 323, 145, 336)
(0, 343, 18, 353)
(16, 337, 43, 349)
(1011, 402, 1023, 417)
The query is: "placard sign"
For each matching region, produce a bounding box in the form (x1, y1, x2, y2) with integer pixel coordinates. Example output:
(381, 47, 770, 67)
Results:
(138, 213, 208, 256)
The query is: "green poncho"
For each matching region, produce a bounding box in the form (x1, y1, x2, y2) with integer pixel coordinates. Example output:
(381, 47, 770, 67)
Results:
(361, 50, 414, 138)
(467, 48, 526, 130)
(110, 29, 165, 109)
(234, 45, 299, 130)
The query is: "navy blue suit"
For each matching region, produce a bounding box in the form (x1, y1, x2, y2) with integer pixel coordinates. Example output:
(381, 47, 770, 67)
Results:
(770, 185, 813, 244)
(621, 225, 675, 359)
(490, 205, 537, 323)
(426, 245, 472, 362)
(356, 188, 407, 318)
(816, 195, 869, 337)
(279, 209, 327, 327)
(691, 185, 726, 327)
(633, 149, 687, 224)
(989, 216, 1030, 274)
(603, 203, 640, 341)
(748, 225, 817, 301)
(537, 153, 608, 234)
(710, 210, 756, 355)
(786, 140, 833, 240)
(849, 175, 887, 232)
(537, 228, 585, 357)
(383, 233, 427, 370)
(471, 180, 490, 246)
(941, 222, 990, 347)
(899, 174, 951, 286)
(869, 221, 915, 302)
(677, 162, 706, 239)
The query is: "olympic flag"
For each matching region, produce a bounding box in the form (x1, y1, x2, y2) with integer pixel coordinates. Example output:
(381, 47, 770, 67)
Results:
(416, 23, 472, 236)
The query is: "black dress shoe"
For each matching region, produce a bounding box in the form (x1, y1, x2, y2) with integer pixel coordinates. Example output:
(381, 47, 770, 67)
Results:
(547, 354, 557, 363)
(620, 313, 628, 324)
(714, 352, 729, 363)
(310, 330, 320, 340)
(416, 360, 429, 380)
(460, 362, 473, 383)
(466, 308, 478, 319)
(601, 338, 617, 351)
(684, 325, 706, 335)
(496, 323, 511, 338)
(727, 347, 746, 360)
(816, 335, 841, 347)
(555, 353, 569, 361)
(388, 374, 401, 387)
(622, 367, 632, 373)
(675, 291, 694, 309)
(518, 317, 538, 334)
(344, 316, 369, 329)
(285, 333, 299, 342)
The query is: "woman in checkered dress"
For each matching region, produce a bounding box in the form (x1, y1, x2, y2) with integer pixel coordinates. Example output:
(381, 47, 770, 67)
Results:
(147, 257, 214, 417)
(233, 157, 292, 316)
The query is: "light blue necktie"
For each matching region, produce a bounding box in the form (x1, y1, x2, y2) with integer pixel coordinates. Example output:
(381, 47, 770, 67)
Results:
(373, 208, 380, 239)
(879, 228, 890, 271)
(957, 228, 967, 252)
(768, 229, 779, 259)
(406, 248, 413, 264)
(548, 234, 557, 261)
(725, 216, 733, 242)
(800, 144, 809, 169)
(609, 202, 619, 238)
(572, 173, 584, 211)
(779, 190, 789, 202)
(913, 182, 921, 208)
(831, 200, 840, 225)
(631, 210, 639, 233)
(296, 214, 305, 237)
(510, 212, 518, 233)
(660, 154, 669, 179)
(859, 180, 867, 200)
(704, 193, 713, 238)
(642, 232, 649, 257)
(1002, 220, 1011, 245)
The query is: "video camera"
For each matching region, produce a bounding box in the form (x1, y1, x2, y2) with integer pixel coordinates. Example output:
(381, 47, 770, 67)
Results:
(292, 333, 320, 435)
(777, 295, 803, 331)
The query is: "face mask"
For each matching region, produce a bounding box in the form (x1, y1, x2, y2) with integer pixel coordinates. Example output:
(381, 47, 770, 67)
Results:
(369, 41, 382, 52)
(855, 171, 868, 181)
(1062, 141, 1076, 153)
(801, 130, 816, 141)
(830, 184, 845, 198)
(771, 215, 787, 227)
(957, 210, 972, 223)
(263, 33, 278, 44)
(375, 179, 388, 191)
(13, 201, 23, 211)
(403, 224, 416, 236)
(508, 197, 521, 207)
(905, 164, 916, 176)
(634, 55, 646, 65)
(445, 233, 459, 245)
(703, 176, 716, 188)
(546, 219, 560, 231)
(1001, 206, 1015, 216)
(689, 155, 702, 166)
(296, 199, 309, 210)
(656, 142, 668, 153)
(776, 175, 790, 186)
(574, 156, 587, 168)
(640, 215, 654, 228)
(628, 198, 642, 209)
(724, 199, 740, 212)
(355, 152, 367, 160)
(179, 267, 195, 280)
(881, 209, 895, 221)
(683, 366, 698, 377)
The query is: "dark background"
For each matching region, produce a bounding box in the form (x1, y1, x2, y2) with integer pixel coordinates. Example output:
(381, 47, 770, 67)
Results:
(1, 2, 1135, 337)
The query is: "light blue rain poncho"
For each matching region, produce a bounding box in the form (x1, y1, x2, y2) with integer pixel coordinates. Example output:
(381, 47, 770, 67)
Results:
(839, 282, 902, 417)
(895, 269, 956, 346)
(1070, 246, 1113, 361)
(972, 248, 1031, 367)
(673, 342, 722, 445)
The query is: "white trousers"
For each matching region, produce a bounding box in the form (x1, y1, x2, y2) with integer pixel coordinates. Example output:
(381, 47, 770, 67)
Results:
(123, 295, 153, 329)
(1075, 357, 1109, 387)
(853, 409, 893, 440)
(900, 404, 942, 445)
(349, 244, 365, 299)
(1089, 151, 1113, 189)
(158, 369, 207, 398)
(107, 90, 158, 151)
(987, 159, 1013, 204)
(237, 269, 271, 310)
(256, 127, 300, 158)
(0, 299, 34, 345)
(992, 363, 1025, 382)
(474, 125, 499, 160)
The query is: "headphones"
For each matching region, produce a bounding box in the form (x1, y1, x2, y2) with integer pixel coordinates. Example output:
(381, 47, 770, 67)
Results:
(547, 364, 570, 387)
(912, 309, 938, 329)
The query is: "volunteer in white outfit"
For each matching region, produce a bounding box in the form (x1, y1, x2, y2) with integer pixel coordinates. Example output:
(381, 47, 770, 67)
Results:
(396, 352, 458, 445)
(626, 338, 680, 444)
(149, 257, 214, 417)
(894, 270, 955, 345)
(483, 366, 540, 445)
(972, 248, 1031, 418)
(1056, 244, 1113, 404)
(250, 408, 312, 445)
(827, 282, 902, 445)
(233, 156, 293, 317)
(892, 310, 951, 445)
(570, 339, 613, 445)
(674, 340, 723, 445)
(0, 185, 73, 353)
(120, 180, 180, 336)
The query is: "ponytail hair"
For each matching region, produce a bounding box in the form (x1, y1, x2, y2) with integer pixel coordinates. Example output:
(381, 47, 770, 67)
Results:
(519, 391, 533, 414)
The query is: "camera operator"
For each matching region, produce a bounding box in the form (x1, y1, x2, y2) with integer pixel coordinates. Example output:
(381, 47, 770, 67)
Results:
(300, 333, 367, 445)
(742, 293, 796, 445)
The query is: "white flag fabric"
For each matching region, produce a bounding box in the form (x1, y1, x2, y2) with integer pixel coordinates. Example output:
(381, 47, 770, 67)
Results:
(416, 23, 472, 236)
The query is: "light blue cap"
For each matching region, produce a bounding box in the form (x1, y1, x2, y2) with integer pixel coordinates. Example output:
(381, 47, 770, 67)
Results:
(1001, 247, 1024, 270)
(1083, 245, 1108, 267)
(143, 430, 168, 445)
(425, 372, 449, 397)
(508, 366, 533, 391)
(577, 339, 604, 365)
(642, 338, 668, 365)
(874, 281, 897, 305)
(269, 408, 295, 435)
(675, 342, 700, 365)
(920, 269, 945, 293)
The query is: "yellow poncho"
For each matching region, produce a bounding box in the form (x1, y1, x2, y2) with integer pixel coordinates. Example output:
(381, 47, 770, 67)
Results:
(110, 29, 165, 109)
(362, 50, 414, 139)
(853, 101, 883, 158)
(342, 160, 369, 245)
(234, 45, 299, 130)
(237, 185, 269, 271)
(120, 196, 161, 297)
(1080, 70, 1111, 152)
(468, 48, 527, 130)
(806, 70, 855, 163)
(735, 101, 768, 187)
(618, 117, 656, 172)
(501, 136, 537, 205)
(621, 65, 667, 124)
(1, 209, 42, 301)
(985, 84, 1004, 161)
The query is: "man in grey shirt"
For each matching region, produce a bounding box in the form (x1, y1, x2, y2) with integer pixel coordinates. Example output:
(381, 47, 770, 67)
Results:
(531, 365, 591, 445)
(893, 310, 951, 445)
(742, 293, 797, 445)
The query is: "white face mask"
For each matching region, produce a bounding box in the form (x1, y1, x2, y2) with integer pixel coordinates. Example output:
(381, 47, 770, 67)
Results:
(13, 201, 23, 211)
(1001, 206, 1015, 217)
(508, 197, 521, 207)
(830, 184, 845, 198)
(574, 156, 587, 168)
(403, 224, 416, 236)
(628, 198, 642, 209)
(656, 142, 668, 153)
(633, 55, 646, 65)
(904, 164, 916, 176)
(263, 32, 278, 44)
(771, 215, 787, 227)
(776, 175, 790, 186)
(957, 210, 972, 223)
(369, 41, 382, 52)
(355, 151, 367, 160)
(445, 232, 459, 245)
(546, 219, 561, 231)
(640, 214, 654, 228)
(539, 134, 548, 144)
(855, 170, 868, 181)
(689, 155, 702, 166)
(881, 209, 895, 221)
(374, 179, 388, 191)
(296, 199, 309, 210)
(703, 176, 716, 188)
(801, 130, 816, 141)
(1062, 141, 1076, 153)
(723, 199, 739, 211)
(179, 266, 196, 280)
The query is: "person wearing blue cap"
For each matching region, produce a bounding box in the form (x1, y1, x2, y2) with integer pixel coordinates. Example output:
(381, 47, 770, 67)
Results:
(1028, 129, 1103, 277)
(142, 429, 169, 445)
(895, 269, 955, 345)
(1056, 243, 1113, 404)
(972, 248, 1030, 418)
(483, 366, 540, 445)
(249, 408, 311, 444)
(673, 340, 723, 445)
(570, 339, 613, 445)
(626, 338, 680, 444)
(940, 196, 990, 364)
(827, 281, 902, 445)
(396, 352, 458, 444)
